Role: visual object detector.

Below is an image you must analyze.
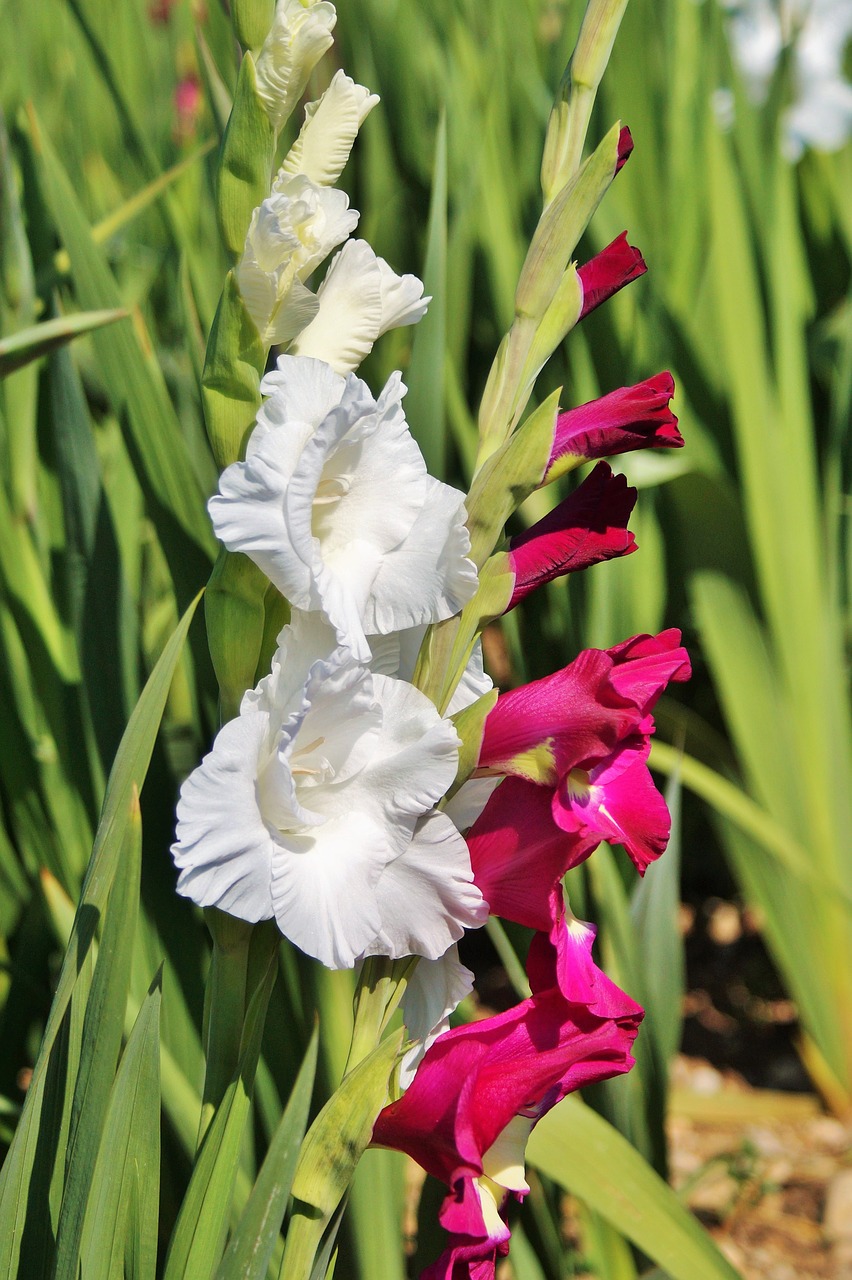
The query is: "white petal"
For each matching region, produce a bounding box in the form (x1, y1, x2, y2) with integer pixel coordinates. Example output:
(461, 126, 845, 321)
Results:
(172, 712, 275, 921)
(288, 240, 384, 373)
(280, 70, 379, 186)
(366, 810, 488, 960)
(269, 811, 393, 968)
(208, 430, 318, 608)
(398, 945, 474, 1090)
(443, 777, 502, 834)
(255, 0, 337, 133)
(255, 356, 346, 449)
(358, 674, 460, 821)
(375, 255, 429, 334)
(363, 476, 478, 635)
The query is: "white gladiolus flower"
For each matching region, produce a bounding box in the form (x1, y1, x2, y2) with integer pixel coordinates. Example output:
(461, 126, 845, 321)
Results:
(237, 177, 359, 347)
(289, 239, 429, 374)
(208, 356, 478, 661)
(171, 627, 487, 969)
(280, 70, 380, 187)
(255, 0, 337, 133)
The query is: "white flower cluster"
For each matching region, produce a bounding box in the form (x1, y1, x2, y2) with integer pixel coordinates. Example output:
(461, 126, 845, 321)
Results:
(172, 1, 487, 1048)
(720, 0, 852, 157)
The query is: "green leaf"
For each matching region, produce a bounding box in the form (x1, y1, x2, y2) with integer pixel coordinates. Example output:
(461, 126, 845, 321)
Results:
(0, 594, 201, 1276)
(163, 922, 280, 1280)
(202, 271, 265, 470)
(78, 973, 162, 1280)
(53, 789, 143, 1280)
(216, 1026, 319, 1280)
(232, 0, 273, 51)
(281, 1032, 403, 1280)
(527, 1096, 741, 1280)
(631, 761, 685, 1074)
(217, 53, 276, 258)
(405, 112, 447, 478)
(29, 111, 216, 564)
(0, 309, 126, 377)
(0, 472, 80, 683)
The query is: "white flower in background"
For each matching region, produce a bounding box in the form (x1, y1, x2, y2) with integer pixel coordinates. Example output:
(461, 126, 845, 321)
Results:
(171, 626, 487, 969)
(255, 0, 337, 133)
(721, 0, 852, 156)
(208, 356, 478, 661)
(289, 239, 429, 373)
(237, 177, 358, 347)
(280, 70, 380, 187)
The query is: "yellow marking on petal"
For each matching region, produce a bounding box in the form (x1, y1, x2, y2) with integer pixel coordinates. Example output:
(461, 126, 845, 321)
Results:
(502, 739, 558, 786)
(565, 767, 592, 798)
(475, 1179, 511, 1241)
(482, 1114, 533, 1194)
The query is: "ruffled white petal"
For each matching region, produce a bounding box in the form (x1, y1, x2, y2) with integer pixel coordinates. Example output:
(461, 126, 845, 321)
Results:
(366, 810, 487, 960)
(443, 777, 502, 834)
(255, 0, 337, 133)
(211, 357, 476, 660)
(172, 712, 275, 921)
(280, 71, 379, 186)
(237, 182, 358, 346)
(270, 811, 392, 968)
(362, 475, 478, 635)
(289, 240, 384, 373)
(375, 256, 429, 334)
(289, 240, 428, 374)
(398, 945, 474, 1090)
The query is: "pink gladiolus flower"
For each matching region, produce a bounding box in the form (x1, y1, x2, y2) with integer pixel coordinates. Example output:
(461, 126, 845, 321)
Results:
(546, 372, 683, 480)
(466, 631, 690, 984)
(507, 462, 636, 609)
(577, 232, 646, 320)
(373, 929, 642, 1280)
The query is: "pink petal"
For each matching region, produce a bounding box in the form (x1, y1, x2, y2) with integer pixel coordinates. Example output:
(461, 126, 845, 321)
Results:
(477, 649, 638, 781)
(555, 752, 672, 874)
(577, 232, 647, 320)
(507, 463, 637, 609)
(547, 372, 682, 474)
(606, 628, 691, 714)
(466, 778, 596, 931)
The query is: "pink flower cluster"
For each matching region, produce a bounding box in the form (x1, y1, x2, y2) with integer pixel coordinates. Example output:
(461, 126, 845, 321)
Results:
(373, 134, 690, 1278)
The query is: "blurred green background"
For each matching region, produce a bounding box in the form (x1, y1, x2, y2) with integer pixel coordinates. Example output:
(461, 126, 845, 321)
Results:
(0, 0, 850, 1275)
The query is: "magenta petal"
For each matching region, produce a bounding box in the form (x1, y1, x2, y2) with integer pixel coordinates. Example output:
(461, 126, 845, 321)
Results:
(548, 372, 682, 472)
(606, 628, 691, 714)
(478, 649, 637, 780)
(616, 125, 634, 173)
(466, 778, 593, 932)
(528, 905, 645, 1019)
(577, 232, 647, 320)
(558, 754, 672, 874)
(507, 463, 637, 609)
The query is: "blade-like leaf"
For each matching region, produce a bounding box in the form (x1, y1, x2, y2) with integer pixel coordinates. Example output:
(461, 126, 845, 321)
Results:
(53, 789, 143, 1280)
(0, 309, 126, 376)
(78, 973, 162, 1280)
(0, 593, 201, 1275)
(527, 1096, 741, 1280)
(216, 1025, 319, 1280)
